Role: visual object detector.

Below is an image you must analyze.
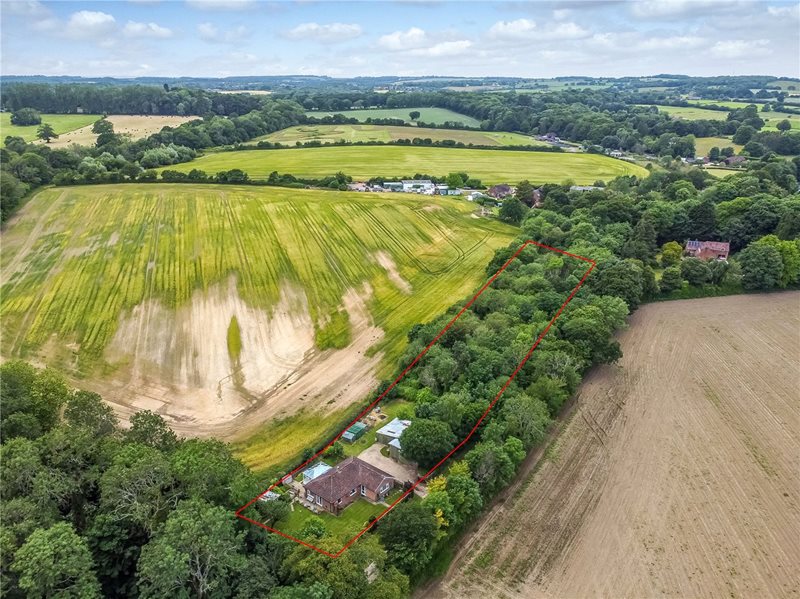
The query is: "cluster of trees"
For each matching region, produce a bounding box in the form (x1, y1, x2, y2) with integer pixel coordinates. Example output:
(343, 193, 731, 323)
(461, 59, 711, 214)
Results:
(1, 84, 270, 117)
(287, 88, 800, 158)
(251, 137, 561, 153)
(0, 361, 412, 598)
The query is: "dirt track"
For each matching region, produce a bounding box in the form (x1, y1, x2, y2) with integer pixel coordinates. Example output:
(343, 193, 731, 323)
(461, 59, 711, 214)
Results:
(428, 292, 800, 599)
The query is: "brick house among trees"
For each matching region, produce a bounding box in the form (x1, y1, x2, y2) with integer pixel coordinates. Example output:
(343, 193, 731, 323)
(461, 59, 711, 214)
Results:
(302, 457, 395, 516)
(685, 240, 730, 261)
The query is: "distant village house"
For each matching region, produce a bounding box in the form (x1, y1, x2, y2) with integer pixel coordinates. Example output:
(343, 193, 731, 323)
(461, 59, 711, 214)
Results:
(685, 240, 730, 261)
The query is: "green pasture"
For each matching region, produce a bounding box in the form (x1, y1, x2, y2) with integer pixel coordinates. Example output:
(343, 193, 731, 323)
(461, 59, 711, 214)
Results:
(760, 111, 800, 130)
(694, 137, 742, 156)
(165, 145, 648, 185)
(304, 107, 480, 127)
(704, 167, 741, 178)
(766, 79, 800, 91)
(1, 183, 515, 379)
(0, 112, 101, 142)
(637, 105, 729, 120)
(252, 124, 543, 147)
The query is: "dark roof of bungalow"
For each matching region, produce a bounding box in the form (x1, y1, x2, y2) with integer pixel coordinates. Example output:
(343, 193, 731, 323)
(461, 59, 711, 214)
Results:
(303, 457, 394, 503)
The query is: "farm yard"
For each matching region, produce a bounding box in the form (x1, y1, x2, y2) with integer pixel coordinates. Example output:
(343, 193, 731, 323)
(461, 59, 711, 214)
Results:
(305, 107, 481, 127)
(429, 293, 800, 599)
(0, 112, 101, 143)
(250, 124, 544, 147)
(45, 114, 199, 147)
(0, 184, 515, 443)
(165, 145, 648, 184)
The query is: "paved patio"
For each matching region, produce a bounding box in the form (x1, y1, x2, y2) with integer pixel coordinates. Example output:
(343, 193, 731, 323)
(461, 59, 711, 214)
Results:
(357, 443, 427, 497)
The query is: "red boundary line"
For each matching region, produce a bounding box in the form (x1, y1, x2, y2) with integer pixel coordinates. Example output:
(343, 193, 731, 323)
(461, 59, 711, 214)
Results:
(236, 240, 595, 557)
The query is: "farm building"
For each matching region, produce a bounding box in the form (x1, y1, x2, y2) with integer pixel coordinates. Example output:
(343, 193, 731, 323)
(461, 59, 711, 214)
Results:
(383, 182, 403, 192)
(302, 457, 395, 516)
(401, 180, 435, 192)
(685, 240, 730, 261)
(376, 418, 411, 460)
(342, 421, 368, 442)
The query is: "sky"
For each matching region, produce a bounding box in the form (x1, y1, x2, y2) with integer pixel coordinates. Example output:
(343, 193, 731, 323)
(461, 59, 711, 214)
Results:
(1, 0, 799, 79)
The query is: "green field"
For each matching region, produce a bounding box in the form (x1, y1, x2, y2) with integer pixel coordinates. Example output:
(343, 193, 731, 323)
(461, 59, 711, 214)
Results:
(760, 111, 800, 130)
(766, 79, 800, 91)
(166, 145, 648, 185)
(704, 167, 741, 178)
(694, 136, 743, 156)
(253, 124, 543, 147)
(637, 104, 729, 120)
(2, 184, 516, 459)
(693, 100, 756, 110)
(305, 107, 480, 127)
(0, 113, 101, 142)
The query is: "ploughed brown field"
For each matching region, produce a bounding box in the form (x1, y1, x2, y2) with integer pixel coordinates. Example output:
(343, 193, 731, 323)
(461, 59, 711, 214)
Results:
(428, 292, 800, 599)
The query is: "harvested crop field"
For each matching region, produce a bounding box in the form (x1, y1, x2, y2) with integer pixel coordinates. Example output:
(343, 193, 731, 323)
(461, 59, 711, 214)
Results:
(429, 292, 800, 599)
(46, 114, 199, 147)
(251, 124, 544, 147)
(1, 184, 515, 441)
(165, 145, 648, 185)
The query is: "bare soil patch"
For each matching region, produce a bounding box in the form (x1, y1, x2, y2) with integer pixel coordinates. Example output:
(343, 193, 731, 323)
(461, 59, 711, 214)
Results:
(89, 278, 384, 440)
(374, 250, 412, 294)
(428, 292, 800, 599)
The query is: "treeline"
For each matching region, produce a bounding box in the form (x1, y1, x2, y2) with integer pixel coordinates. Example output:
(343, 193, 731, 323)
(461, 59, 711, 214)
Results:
(286, 88, 800, 157)
(1, 83, 269, 116)
(244, 139, 562, 152)
(0, 362, 409, 598)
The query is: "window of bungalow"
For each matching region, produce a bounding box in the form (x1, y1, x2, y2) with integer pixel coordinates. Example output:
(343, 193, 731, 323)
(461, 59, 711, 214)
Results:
(360, 484, 366, 496)
(316, 496, 322, 506)
(350, 488, 357, 496)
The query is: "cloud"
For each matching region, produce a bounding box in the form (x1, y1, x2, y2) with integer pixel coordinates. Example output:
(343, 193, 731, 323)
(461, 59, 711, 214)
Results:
(185, 0, 255, 10)
(488, 18, 588, 41)
(65, 10, 117, 39)
(409, 40, 473, 57)
(553, 8, 572, 20)
(197, 22, 250, 43)
(3, 0, 49, 18)
(638, 35, 706, 50)
(122, 21, 173, 39)
(488, 18, 536, 39)
(632, 0, 746, 18)
(767, 4, 800, 19)
(710, 39, 771, 58)
(285, 22, 363, 43)
(378, 27, 429, 50)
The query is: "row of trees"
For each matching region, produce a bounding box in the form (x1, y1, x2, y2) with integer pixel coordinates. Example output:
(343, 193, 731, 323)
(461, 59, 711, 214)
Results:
(1, 84, 269, 117)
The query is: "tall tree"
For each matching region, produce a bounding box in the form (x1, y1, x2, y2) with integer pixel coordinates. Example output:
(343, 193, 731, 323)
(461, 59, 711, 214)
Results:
(137, 499, 246, 599)
(36, 123, 58, 143)
(11, 522, 101, 598)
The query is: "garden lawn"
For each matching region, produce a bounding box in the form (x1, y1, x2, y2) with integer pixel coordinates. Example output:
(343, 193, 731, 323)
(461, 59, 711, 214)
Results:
(1, 113, 101, 143)
(165, 145, 649, 185)
(252, 124, 544, 147)
(276, 498, 387, 539)
(304, 107, 480, 127)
